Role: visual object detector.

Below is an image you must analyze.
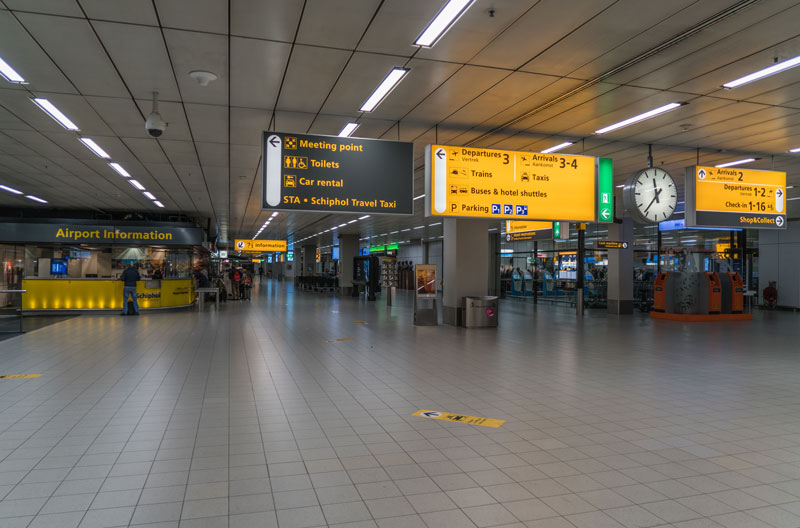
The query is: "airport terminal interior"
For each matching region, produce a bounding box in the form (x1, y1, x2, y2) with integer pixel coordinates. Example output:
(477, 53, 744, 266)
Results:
(2, 1, 800, 527)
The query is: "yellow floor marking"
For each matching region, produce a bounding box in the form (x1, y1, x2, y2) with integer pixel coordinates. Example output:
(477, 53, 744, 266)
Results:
(413, 409, 505, 428)
(354, 321, 367, 325)
(0, 374, 42, 380)
(325, 337, 354, 343)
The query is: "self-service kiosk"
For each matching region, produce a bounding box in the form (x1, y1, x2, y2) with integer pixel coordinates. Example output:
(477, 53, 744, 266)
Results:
(652, 271, 745, 318)
(510, 270, 523, 296)
(522, 271, 533, 296)
(719, 272, 745, 314)
(703, 272, 722, 314)
(653, 272, 669, 312)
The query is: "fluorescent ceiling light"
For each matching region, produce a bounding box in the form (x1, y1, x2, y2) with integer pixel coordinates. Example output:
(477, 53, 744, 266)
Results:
(271, 211, 278, 217)
(0, 184, 23, 194)
(616, 184, 625, 188)
(360, 68, 409, 112)
(338, 122, 359, 137)
(25, 195, 47, 203)
(541, 141, 574, 154)
(715, 158, 756, 168)
(0, 57, 25, 83)
(414, 225, 424, 229)
(415, 0, 474, 47)
(723, 54, 800, 89)
(359, 215, 370, 220)
(338, 223, 347, 228)
(153, 201, 164, 208)
(31, 98, 79, 130)
(788, 197, 800, 201)
(429, 222, 441, 226)
(79, 137, 110, 159)
(594, 102, 684, 134)
(347, 219, 357, 224)
(789, 147, 800, 153)
(143, 191, 156, 200)
(108, 162, 130, 177)
(414, 194, 425, 200)
(129, 179, 145, 190)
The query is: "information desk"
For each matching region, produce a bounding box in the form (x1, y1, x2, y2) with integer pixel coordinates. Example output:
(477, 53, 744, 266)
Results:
(21, 278, 195, 311)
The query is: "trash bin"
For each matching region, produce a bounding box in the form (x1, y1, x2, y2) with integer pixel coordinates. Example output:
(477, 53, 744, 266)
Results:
(463, 296, 499, 328)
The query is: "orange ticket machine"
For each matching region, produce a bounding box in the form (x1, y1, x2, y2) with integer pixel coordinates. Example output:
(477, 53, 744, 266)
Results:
(728, 272, 744, 313)
(703, 272, 722, 314)
(653, 272, 669, 312)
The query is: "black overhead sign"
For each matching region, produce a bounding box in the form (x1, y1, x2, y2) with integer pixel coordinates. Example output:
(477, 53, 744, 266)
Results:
(262, 132, 413, 214)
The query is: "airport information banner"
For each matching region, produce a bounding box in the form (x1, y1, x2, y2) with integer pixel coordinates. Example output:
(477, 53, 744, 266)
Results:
(685, 165, 787, 229)
(425, 144, 597, 221)
(262, 132, 413, 215)
(234, 240, 287, 252)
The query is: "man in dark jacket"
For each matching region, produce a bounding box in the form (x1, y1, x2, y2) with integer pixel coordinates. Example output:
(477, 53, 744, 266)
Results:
(121, 264, 141, 315)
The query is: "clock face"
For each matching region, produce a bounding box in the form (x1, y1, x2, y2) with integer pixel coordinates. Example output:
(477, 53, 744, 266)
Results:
(626, 168, 677, 224)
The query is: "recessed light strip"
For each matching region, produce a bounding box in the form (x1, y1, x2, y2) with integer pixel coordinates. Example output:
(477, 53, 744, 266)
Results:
(0, 57, 25, 83)
(715, 158, 756, 168)
(108, 163, 130, 177)
(594, 102, 684, 134)
(143, 192, 156, 200)
(79, 137, 110, 159)
(0, 184, 23, 195)
(360, 68, 409, 112)
(723, 54, 800, 89)
(25, 195, 47, 203)
(338, 122, 359, 137)
(31, 98, 79, 130)
(541, 141, 574, 154)
(129, 179, 145, 191)
(415, 0, 474, 47)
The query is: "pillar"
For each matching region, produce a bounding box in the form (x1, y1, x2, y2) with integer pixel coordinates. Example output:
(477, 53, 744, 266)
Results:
(302, 245, 316, 276)
(607, 217, 634, 314)
(488, 232, 500, 296)
(442, 218, 491, 326)
(338, 234, 359, 296)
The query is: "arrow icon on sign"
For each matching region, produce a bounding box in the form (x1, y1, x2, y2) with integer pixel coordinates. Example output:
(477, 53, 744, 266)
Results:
(269, 136, 280, 148)
(422, 411, 441, 418)
(601, 209, 610, 219)
(777, 189, 783, 197)
(436, 149, 445, 160)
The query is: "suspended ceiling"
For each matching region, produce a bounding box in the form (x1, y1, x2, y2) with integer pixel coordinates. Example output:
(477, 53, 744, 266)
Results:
(1, 0, 800, 249)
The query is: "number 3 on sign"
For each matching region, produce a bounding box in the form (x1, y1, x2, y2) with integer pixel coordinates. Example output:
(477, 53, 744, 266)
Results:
(559, 158, 578, 169)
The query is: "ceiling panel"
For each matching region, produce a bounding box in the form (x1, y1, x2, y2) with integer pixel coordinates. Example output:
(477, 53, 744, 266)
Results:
(277, 45, 351, 113)
(16, 13, 129, 98)
(230, 0, 303, 42)
(230, 37, 291, 109)
(154, 0, 227, 34)
(2, 0, 81, 17)
(297, 0, 381, 49)
(357, 0, 441, 57)
(164, 29, 228, 106)
(79, 0, 158, 25)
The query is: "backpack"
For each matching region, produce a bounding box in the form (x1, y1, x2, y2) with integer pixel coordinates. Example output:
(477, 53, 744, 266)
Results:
(233, 271, 241, 282)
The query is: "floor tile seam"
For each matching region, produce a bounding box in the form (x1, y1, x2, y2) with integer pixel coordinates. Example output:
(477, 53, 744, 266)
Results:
(0, 317, 183, 439)
(175, 312, 232, 522)
(70, 315, 213, 527)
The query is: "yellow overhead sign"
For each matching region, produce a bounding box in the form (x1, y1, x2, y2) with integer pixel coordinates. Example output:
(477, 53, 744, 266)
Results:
(413, 409, 505, 428)
(425, 145, 596, 221)
(506, 220, 552, 234)
(234, 240, 287, 252)
(686, 166, 786, 229)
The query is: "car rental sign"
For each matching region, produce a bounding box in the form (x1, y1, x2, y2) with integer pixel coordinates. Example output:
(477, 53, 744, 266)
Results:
(425, 144, 598, 222)
(262, 132, 413, 215)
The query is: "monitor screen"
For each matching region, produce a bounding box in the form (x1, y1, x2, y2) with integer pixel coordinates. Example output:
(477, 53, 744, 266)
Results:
(50, 259, 68, 276)
(332, 247, 340, 260)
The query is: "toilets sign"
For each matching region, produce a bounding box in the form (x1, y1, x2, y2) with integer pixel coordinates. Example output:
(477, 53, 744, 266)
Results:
(262, 132, 413, 215)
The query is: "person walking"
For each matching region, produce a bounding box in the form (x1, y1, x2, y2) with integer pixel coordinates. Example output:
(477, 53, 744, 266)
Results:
(258, 266, 263, 281)
(120, 263, 141, 316)
(229, 266, 240, 300)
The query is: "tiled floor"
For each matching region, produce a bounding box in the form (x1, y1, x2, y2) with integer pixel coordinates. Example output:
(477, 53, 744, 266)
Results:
(1, 280, 800, 527)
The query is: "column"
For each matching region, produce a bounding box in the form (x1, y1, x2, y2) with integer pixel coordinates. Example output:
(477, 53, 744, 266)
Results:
(338, 234, 359, 296)
(302, 245, 316, 276)
(442, 218, 491, 326)
(488, 232, 500, 296)
(607, 217, 634, 314)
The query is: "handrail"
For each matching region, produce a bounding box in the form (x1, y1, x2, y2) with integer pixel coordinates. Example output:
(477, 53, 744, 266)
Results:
(0, 290, 26, 293)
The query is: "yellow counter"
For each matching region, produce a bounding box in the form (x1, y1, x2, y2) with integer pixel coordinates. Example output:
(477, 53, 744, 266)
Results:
(22, 278, 195, 311)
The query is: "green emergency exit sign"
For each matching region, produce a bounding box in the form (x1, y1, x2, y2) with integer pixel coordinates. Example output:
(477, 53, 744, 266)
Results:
(597, 157, 613, 223)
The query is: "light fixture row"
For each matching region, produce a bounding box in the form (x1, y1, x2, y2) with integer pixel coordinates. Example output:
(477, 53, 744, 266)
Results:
(1, 55, 166, 209)
(0, 183, 47, 203)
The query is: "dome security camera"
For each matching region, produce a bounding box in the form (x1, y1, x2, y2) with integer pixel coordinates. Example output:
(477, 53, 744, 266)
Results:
(146, 92, 166, 138)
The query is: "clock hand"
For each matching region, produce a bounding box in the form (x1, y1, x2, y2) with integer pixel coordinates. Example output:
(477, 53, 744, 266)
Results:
(643, 195, 657, 215)
(652, 179, 660, 203)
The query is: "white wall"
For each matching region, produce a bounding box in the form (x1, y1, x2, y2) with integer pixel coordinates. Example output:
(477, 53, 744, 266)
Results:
(760, 219, 800, 308)
(397, 242, 424, 266)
